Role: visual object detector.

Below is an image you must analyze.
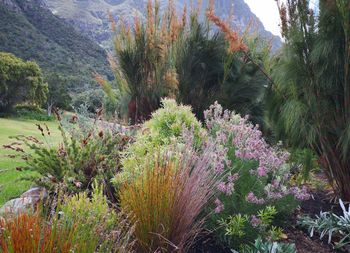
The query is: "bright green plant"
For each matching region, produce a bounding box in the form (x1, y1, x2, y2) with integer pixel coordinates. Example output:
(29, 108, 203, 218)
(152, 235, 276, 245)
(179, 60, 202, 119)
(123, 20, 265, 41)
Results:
(114, 98, 204, 186)
(218, 214, 249, 238)
(60, 182, 134, 252)
(257, 206, 278, 228)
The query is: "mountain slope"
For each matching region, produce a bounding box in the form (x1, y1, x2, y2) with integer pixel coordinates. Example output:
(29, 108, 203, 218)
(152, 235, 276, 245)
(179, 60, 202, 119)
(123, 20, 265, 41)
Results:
(44, 0, 282, 50)
(0, 0, 112, 90)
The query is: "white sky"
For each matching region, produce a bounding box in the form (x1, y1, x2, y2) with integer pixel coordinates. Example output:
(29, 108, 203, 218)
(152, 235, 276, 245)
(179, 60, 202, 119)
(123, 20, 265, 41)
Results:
(244, 0, 282, 37)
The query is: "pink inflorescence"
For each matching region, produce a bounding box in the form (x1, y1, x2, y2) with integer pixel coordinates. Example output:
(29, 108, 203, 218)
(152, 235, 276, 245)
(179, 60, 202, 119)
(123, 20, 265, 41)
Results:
(250, 215, 262, 228)
(201, 102, 310, 213)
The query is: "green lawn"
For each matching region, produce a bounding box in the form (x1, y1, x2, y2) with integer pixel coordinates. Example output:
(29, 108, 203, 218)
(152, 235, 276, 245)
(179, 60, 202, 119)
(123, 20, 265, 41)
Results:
(0, 118, 61, 206)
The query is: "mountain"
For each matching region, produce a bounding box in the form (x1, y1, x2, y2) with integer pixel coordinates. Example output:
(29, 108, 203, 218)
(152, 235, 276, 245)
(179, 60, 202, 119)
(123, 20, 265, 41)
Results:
(44, 0, 282, 50)
(0, 0, 112, 90)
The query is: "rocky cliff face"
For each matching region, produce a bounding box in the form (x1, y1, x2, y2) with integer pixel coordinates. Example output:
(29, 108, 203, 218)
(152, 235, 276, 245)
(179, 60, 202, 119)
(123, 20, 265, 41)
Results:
(43, 0, 282, 50)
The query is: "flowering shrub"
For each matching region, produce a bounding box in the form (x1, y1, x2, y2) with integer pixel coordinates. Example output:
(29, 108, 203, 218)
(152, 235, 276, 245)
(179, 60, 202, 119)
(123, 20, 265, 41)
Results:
(114, 98, 204, 186)
(200, 102, 309, 248)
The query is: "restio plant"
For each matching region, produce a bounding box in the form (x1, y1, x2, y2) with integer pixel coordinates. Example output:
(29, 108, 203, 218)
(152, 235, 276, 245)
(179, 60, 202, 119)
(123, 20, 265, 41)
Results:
(0, 211, 80, 253)
(120, 144, 219, 252)
(114, 98, 204, 186)
(266, 0, 350, 200)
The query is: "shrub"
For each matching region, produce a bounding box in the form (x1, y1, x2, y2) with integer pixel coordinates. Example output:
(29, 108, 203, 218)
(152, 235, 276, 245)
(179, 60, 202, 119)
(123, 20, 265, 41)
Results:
(114, 98, 204, 186)
(15, 113, 131, 202)
(60, 182, 135, 253)
(13, 104, 54, 121)
(200, 102, 309, 249)
(120, 144, 218, 252)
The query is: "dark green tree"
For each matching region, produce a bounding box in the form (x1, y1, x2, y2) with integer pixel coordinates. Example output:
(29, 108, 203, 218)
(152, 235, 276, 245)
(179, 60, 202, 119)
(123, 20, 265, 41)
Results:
(176, 19, 268, 124)
(0, 52, 48, 113)
(46, 73, 72, 116)
(266, 0, 350, 199)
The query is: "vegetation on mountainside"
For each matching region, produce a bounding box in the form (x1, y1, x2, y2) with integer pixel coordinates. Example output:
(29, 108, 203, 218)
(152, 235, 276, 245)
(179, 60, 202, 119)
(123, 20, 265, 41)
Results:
(0, 1, 112, 90)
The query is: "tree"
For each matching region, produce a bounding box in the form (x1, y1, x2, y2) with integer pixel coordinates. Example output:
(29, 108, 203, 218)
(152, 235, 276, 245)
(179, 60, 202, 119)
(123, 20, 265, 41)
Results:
(266, 0, 350, 200)
(176, 18, 268, 124)
(110, 0, 180, 124)
(45, 73, 71, 116)
(0, 52, 48, 112)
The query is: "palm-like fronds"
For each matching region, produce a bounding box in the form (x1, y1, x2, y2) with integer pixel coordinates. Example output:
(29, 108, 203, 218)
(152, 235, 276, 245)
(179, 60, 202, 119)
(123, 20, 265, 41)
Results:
(266, 0, 350, 200)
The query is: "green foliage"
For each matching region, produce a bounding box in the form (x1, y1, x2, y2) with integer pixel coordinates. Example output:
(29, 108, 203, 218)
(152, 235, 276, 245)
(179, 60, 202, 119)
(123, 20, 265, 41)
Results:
(46, 73, 72, 115)
(0, 2, 112, 90)
(241, 237, 297, 253)
(60, 182, 132, 252)
(0, 52, 48, 112)
(299, 199, 350, 249)
(266, 0, 350, 200)
(72, 88, 121, 117)
(72, 89, 105, 114)
(176, 21, 268, 123)
(114, 98, 204, 186)
(13, 104, 54, 121)
(289, 148, 318, 184)
(219, 214, 249, 238)
(17, 115, 130, 202)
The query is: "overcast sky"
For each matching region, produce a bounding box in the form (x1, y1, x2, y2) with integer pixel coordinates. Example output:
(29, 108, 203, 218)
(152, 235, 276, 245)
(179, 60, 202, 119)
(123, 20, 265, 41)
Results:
(244, 0, 282, 37)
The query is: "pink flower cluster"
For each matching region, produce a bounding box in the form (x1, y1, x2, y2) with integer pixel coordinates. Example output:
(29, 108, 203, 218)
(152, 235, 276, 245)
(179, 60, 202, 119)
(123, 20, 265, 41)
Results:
(202, 102, 310, 213)
(250, 215, 262, 227)
(214, 198, 225, 214)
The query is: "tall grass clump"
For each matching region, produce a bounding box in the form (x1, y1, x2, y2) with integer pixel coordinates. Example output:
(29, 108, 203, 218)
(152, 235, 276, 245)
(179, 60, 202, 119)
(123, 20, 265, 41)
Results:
(110, 0, 185, 123)
(0, 211, 78, 253)
(120, 144, 219, 252)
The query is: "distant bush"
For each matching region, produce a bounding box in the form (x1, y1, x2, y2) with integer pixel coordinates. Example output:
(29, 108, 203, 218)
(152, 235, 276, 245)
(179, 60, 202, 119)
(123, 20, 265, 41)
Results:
(13, 104, 54, 121)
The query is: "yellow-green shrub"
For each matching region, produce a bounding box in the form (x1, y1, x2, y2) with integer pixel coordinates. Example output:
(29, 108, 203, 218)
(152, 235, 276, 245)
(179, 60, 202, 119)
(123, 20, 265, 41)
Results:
(114, 98, 205, 186)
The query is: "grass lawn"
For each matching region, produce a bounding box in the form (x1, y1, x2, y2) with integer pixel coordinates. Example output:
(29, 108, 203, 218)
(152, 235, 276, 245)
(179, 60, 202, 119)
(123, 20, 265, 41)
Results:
(0, 118, 61, 206)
